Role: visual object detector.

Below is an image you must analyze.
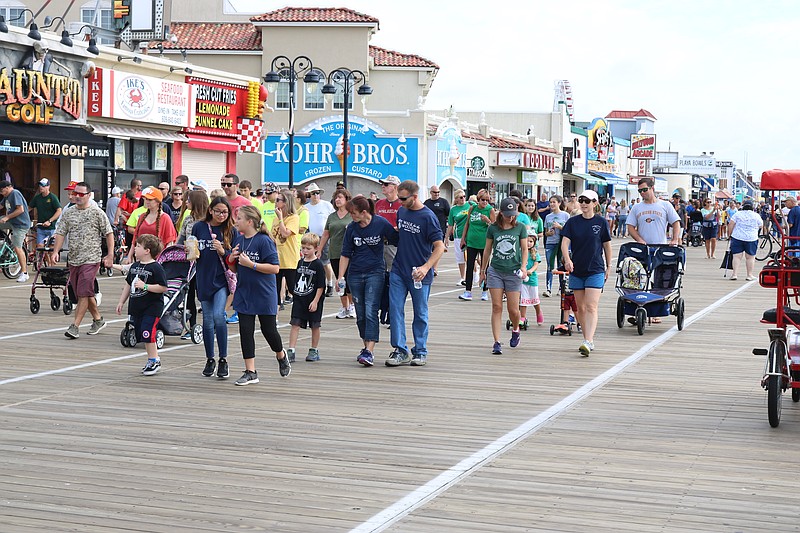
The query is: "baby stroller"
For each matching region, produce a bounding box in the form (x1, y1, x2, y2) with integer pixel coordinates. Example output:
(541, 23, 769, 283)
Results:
(549, 269, 579, 336)
(615, 242, 686, 335)
(686, 222, 704, 247)
(120, 245, 202, 349)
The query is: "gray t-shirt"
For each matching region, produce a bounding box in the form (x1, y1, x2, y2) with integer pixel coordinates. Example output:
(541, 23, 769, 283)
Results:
(626, 199, 680, 244)
(2, 189, 31, 229)
(544, 211, 570, 245)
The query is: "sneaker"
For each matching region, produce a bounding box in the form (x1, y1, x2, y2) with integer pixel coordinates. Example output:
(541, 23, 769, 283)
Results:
(286, 348, 296, 363)
(278, 351, 292, 376)
(385, 349, 411, 366)
(458, 290, 472, 301)
(492, 341, 502, 355)
(217, 358, 229, 379)
(542, 290, 551, 298)
(510, 329, 521, 348)
(325, 285, 334, 297)
(579, 340, 594, 357)
(306, 347, 320, 362)
(481, 291, 489, 301)
(181, 331, 192, 340)
(235, 370, 259, 386)
(347, 304, 356, 318)
(568, 315, 577, 324)
(730, 276, 738, 281)
(746, 275, 756, 281)
(142, 358, 161, 375)
(94, 292, 102, 307)
(357, 349, 374, 367)
(202, 358, 216, 377)
(226, 311, 239, 324)
(410, 354, 427, 366)
(284, 295, 293, 304)
(64, 324, 80, 339)
(336, 306, 348, 319)
(16, 272, 29, 283)
(536, 313, 544, 325)
(87, 317, 106, 335)
(458, 279, 465, 286)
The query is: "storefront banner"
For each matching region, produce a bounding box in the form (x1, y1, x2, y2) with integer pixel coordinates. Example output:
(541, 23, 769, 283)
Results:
(588, 117, 615, 164)
(433, 122, 467, 187)
(678, 155, 717, 175)
(630, 134, 656, 159)
(522, 151, 556, 171)
(262, 115, 418, 185)
(184, 77, 248, 137)
(87, 67, 195, 128)
(0, 43, 86, 125)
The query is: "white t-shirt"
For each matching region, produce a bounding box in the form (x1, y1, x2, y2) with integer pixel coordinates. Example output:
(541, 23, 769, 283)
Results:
(730, 210, 763, 242)
(627, 199, 680, 245)
(306, 199, 335, 236)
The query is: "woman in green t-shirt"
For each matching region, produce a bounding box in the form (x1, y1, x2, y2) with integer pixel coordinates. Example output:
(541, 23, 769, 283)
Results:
(446, 189, 470, 285)
(458, 191, 496, 301)
(318, 188, 354, 319)
(478, 197, 528, 355)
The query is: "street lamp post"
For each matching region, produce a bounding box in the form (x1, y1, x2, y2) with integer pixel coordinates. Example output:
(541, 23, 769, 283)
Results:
(264, 55, 320, 189)
(320, 69, 372, 189)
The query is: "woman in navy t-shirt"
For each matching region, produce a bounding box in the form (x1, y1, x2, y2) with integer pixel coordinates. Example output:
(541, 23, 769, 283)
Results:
(228, 205, 290, 385)
(339, 196, 398, 366)
(560, 190, 612, 357)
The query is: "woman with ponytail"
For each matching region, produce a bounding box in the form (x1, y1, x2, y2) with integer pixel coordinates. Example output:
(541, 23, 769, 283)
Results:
(125, 186, 177, 262)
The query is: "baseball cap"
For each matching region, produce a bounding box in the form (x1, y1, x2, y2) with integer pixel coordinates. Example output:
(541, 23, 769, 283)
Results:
(264, 182, 279, 194)
(38, 178, 50, 187)
(189, 179, 209, 192)
(499, 197, 518, 217)
(527, 227, 538, 237)
(579, 189, 599, 202)
(251, 190, 262, 197)
(111, 186, 123, 195)
(0, 180, 11, 189)
(142, 186, 163, 202)
(336, 180, 346, 188)
(379, 176, 401, 186)
(64, 181, 78, 191)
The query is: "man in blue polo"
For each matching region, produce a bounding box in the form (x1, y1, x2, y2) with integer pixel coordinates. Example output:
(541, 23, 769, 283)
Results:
(385, 180, 445, 367)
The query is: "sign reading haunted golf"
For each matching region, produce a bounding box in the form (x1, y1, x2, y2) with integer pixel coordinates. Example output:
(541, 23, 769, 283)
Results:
(261, 115, 418, 185)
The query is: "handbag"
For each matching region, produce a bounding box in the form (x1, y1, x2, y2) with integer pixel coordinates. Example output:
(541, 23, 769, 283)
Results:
(208, 223, 237, 293)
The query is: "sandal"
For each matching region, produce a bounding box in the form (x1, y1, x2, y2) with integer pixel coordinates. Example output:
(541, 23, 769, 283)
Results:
(651, 317, 662, 324)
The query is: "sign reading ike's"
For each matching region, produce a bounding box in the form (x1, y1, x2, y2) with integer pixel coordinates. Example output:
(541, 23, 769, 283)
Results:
(87, 67, 195, 127)
(262, 115, 418, 185)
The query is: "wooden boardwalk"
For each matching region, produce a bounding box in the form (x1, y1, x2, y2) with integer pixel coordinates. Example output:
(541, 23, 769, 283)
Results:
(0, 241, 792, 532)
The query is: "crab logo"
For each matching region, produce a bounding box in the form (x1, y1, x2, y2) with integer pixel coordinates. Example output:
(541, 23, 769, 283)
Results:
(117, 76, 153, 119)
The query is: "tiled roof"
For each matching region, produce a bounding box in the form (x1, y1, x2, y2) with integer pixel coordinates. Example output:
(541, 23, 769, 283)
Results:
(152, 23, 261, 51)
(490, 136, 533, 150)
(370, 46, 438, 69)
(250, 7, 379, 25)
(605, 109, 657, 120)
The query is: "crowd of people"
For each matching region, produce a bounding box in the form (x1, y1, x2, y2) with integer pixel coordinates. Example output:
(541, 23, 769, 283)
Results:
(0, 173, 766, 381)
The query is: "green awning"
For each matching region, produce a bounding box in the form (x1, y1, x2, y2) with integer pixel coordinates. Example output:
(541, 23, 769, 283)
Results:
(567, 173, 606, 186)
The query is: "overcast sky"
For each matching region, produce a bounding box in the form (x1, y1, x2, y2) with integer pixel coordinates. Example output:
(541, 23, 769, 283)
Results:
(232, 0, 800, 180)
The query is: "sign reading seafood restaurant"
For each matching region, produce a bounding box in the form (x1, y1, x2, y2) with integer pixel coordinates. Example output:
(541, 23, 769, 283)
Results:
(261, 115, 419, 185)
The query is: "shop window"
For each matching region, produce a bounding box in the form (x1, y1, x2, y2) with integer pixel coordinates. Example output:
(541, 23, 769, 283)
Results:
(81, 1, 114, 45)
(304, 68, 325, 110)
(332, 70, 354, 111)
(0, 1, 27, 27)
(131, 140, 150, 170)
(275, 68, 295, 110)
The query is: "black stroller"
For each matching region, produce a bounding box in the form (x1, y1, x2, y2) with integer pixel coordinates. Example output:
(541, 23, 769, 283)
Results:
(120, 245, 202, 348)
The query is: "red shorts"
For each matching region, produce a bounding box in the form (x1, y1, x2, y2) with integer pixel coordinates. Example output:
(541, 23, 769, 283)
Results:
(69, 263, 100, 298)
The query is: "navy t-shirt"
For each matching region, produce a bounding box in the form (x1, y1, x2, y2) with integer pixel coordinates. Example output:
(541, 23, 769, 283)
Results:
(788, 206, 800, 238)
(233, 232, 279, 316)
(391, 206, 444, 285)
(191, 222, 241, 301)
(125, 260, 167, 317)
(341, 215, 398, 274)
(561, 214, 611, 277)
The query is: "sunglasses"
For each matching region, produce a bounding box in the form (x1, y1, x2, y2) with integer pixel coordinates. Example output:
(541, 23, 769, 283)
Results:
(310, 191, 321, 195)
(430, 191, 440, 194)
(638, 187, 650, 193)
(221, 183, 235, 187)
(478, 198, 489, 202)
(397, 195, 410, 202)
(577, 197, 594, 204)
(73, 191, 90, 197)
(456, 196, 465, 199)
(570, 195, 577, 198)
(172, 192, 183, 196)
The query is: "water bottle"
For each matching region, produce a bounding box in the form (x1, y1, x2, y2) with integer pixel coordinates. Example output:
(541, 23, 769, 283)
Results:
(412, 267, 422, 290)
(515, 268, 529, 282)
(337, 278, 346, 296)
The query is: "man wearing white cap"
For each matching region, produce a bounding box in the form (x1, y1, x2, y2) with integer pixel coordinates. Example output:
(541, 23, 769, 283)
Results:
(29, 177, 62, 246)
(305, 182, 336, 294)
(375, 175, 403, 325)
(106, 186, 123, 225)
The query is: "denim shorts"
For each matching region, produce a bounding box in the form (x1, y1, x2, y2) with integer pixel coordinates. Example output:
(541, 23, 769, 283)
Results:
(485, 266, 522, 292)
(730, 237, 757, 256)
(569, 272, 605, 290)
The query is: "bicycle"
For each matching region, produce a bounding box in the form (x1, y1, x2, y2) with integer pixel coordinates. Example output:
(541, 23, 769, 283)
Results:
(757, 230, 781, 261)
(0, 228, 24, 279)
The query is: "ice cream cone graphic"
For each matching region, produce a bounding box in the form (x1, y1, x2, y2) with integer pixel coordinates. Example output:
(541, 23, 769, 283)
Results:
(448, 140, 459, 176)
(337, 153, 345, 172)
(335, 135, 348, 172)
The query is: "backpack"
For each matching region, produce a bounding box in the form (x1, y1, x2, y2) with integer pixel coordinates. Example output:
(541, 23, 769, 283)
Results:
(620, 256, 647, 289)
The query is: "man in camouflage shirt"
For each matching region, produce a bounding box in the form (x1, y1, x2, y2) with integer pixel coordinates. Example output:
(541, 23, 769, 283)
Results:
(53, 182, 114, 339)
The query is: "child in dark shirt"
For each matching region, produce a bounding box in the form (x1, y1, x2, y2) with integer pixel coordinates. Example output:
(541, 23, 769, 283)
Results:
(288, 233, 326, 362)
(116, 234, 167, 375)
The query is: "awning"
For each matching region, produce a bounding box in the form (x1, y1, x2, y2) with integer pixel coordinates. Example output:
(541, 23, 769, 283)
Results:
(589, 171, 628, 186)
(0, 121, 108, 158)
(86, 124, 188, 143)
(186, 134, 240, 152)
(697, 176, 717, 192)
(715, 190, 733, 199)
(566, 173, 605, 186)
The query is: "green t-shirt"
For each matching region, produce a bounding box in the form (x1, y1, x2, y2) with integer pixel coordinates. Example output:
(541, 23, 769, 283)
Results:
(325, 210, 352, 259)
(29, 192, 61, 222)
(517, 212, 531, 228)
(261, 200, 276, 231)
(447, 203, 471, 237)
(486, 222, 528, 273)
(465, 204, 493, 249)
(523, 252, 541, 287)
(297, 205, 309, 233)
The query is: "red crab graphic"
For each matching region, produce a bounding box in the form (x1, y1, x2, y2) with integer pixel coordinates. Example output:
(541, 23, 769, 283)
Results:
(127, 88, 144, 107)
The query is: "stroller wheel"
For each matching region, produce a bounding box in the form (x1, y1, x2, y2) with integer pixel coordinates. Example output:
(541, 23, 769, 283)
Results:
(30, 297, 40, 314)
(50, 296, 61, 311)
(106, 268, 113, 277)
(63, 299, 73, 315)
(126, 327, 137, 347)
(635, 308, 646, 335)
(191, 324, 203, 344)
(120, 328, 129, 347)
(155, 329, 165, 350)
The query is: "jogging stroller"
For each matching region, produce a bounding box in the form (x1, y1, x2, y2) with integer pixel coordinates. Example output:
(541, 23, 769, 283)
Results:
(615, 242, 686, 335)
(687, 222, 704, 247)
(120, 245, 202, 349)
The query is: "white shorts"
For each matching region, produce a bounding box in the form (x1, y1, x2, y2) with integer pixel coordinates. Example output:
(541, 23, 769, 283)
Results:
(520, 284, 540, 307)
(453, 237, 465, 265)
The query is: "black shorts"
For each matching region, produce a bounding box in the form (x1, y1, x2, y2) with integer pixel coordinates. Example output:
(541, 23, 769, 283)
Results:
(133, 314, 160, 344)
(290, 299, 324, 329)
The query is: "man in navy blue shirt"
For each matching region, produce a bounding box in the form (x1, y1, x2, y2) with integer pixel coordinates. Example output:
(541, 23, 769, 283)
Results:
(386, 180, 445, 367)
(786, 196, 800, 239)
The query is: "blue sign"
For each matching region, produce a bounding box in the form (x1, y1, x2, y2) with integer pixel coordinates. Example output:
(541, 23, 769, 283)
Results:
(433, 122, 467, 187)
(261, 115, 418, 186)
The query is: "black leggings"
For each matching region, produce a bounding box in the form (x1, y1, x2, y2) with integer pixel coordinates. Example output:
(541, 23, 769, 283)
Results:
(186, 277, 197, 327)
(276, 268, 296, 307)
(238, 313, 283, 360)
(464, 246, 485, 292)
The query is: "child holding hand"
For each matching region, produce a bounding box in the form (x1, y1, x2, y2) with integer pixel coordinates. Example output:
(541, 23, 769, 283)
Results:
(287, 233, 326, 362)
(519, 230, 544, 327)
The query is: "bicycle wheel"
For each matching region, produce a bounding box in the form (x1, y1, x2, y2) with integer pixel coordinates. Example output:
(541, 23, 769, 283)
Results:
(756, 233, 773, 261)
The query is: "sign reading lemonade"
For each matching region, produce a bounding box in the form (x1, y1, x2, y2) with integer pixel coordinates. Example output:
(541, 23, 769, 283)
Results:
(261, 115, 418, 185)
